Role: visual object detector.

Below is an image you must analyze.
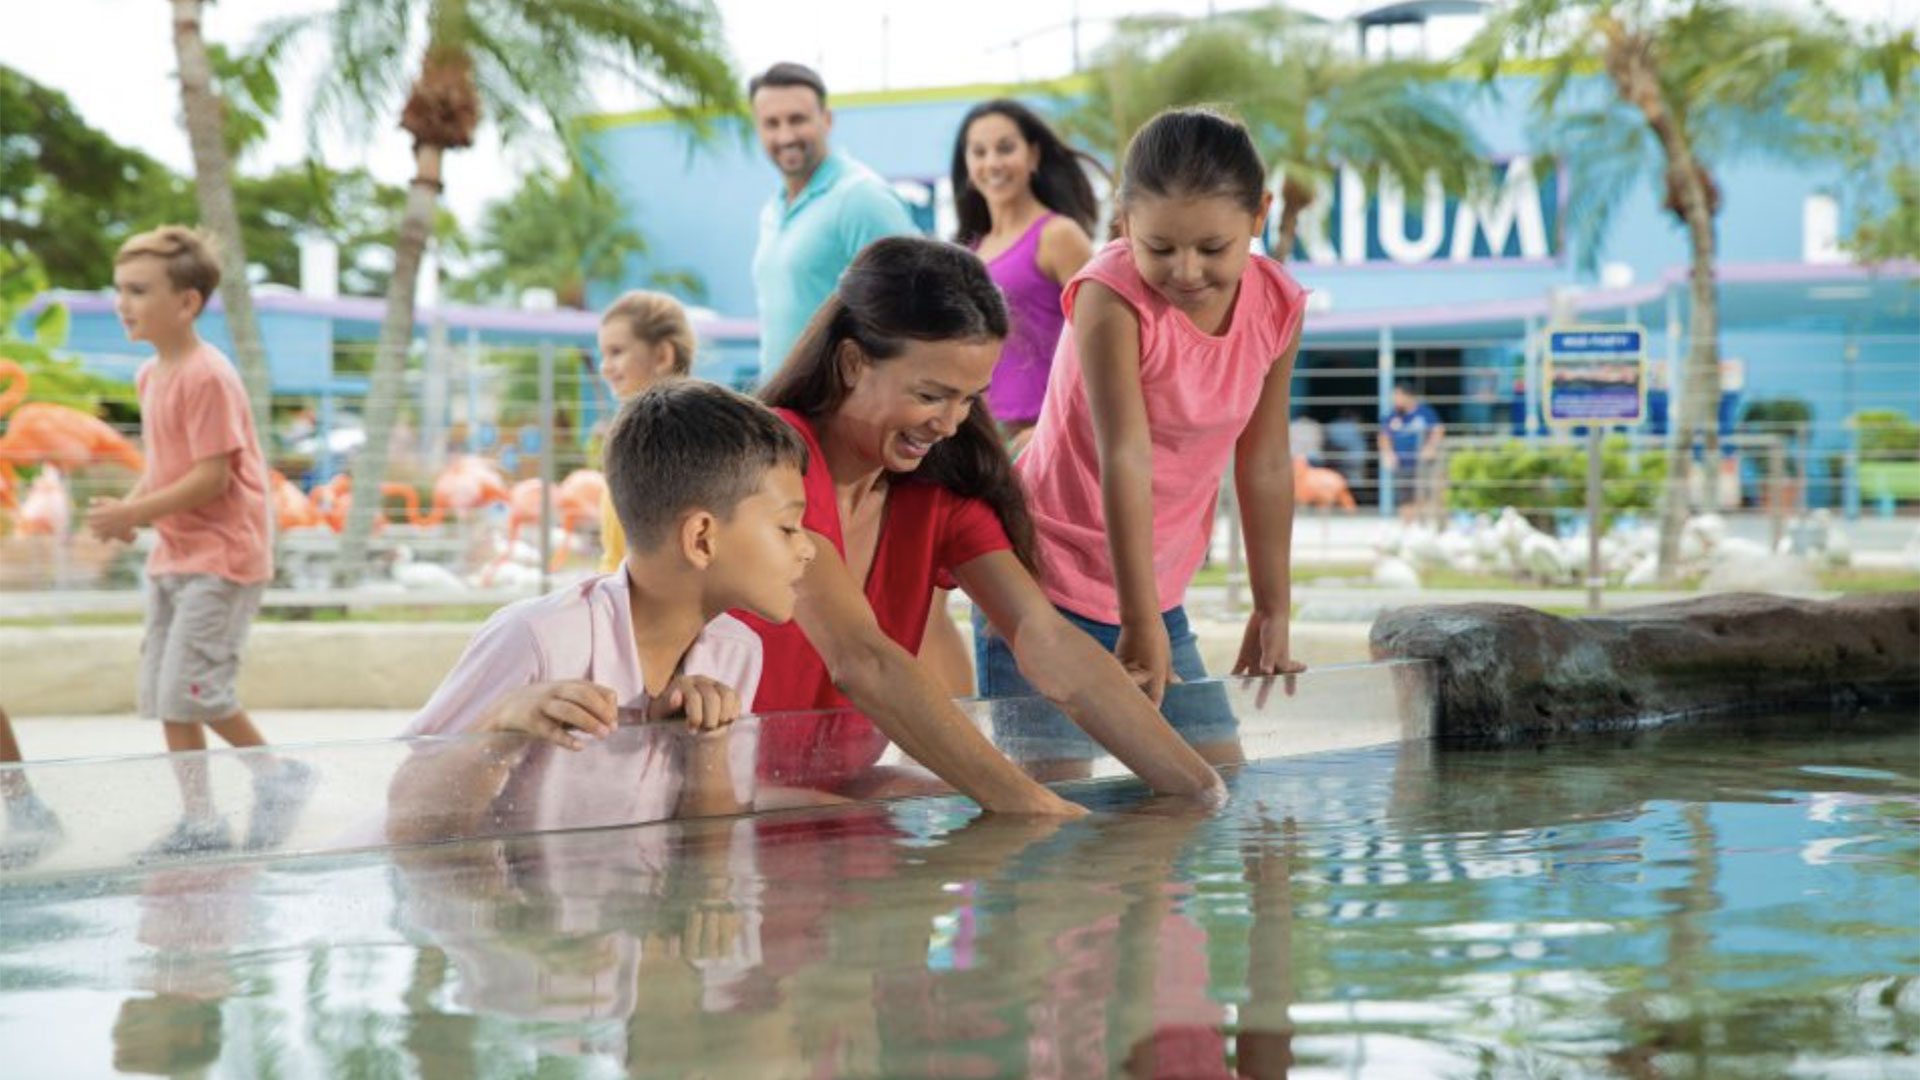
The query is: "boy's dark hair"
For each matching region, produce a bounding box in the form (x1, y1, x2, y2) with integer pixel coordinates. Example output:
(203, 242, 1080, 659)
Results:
(603, 380, 807, 552)
(757, 236, 1040, 575)
(748, 62, 827, 105)
(950, 99, 1105, 247)
(1118, 106, 1267, 216)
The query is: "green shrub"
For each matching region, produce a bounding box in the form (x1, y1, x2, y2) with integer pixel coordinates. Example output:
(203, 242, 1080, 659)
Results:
(1855, 410, 1920, 460)
(1447, 436, 1666, 529)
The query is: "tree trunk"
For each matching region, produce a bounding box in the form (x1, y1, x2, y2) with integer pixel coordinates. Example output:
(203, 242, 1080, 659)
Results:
(1600, 24, 1720, 582)
(170, 0, 273, 444)
(1274, 176, 1313, 262)
(335, 142, 442, 584)
(1663, 159, 1721, 581)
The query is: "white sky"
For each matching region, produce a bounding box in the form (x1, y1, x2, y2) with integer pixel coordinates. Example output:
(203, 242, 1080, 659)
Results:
(3, 0, 1913, 229)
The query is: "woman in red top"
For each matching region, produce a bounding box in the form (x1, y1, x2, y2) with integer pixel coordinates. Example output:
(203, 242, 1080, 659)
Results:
(739, 237, 1222, 813)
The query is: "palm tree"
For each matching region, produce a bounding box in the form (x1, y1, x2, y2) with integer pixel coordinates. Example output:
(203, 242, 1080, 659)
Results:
(1063, 9, 1483, 257)
(1467, 0, 1877, 580)
(454, 165, 665, 309)
(170, 0, 274, 441)
(263, 0, 738, 582)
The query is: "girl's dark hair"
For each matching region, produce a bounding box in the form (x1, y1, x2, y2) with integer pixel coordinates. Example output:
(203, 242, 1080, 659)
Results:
(950, 99, 1104, 247)
(758, 236, 1040, 576)
(1118, 106, 1267, 216)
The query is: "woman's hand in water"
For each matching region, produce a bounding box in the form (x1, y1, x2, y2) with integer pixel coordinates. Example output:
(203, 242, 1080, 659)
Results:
(1116, 616, 1176, 705)
(480, 680, 617, 750)
(646, 675, 742, 732)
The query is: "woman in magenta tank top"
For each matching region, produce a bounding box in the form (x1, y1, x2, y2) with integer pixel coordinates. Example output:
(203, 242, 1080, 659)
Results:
(951, 100, 1100, 446)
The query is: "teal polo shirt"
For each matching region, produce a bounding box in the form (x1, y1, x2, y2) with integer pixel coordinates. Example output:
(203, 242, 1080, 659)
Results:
(752, 151, 918, 373)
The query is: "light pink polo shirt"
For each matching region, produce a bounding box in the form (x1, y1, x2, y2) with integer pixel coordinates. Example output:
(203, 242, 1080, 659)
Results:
(1017, 240, 1306, 622)
(403, 568, 763, 831)
(135, 343, 272, 583)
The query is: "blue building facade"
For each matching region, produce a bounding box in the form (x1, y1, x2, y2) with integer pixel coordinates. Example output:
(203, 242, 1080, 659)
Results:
(579, 74, 1918, 511)
(22, 74, 1914, 510)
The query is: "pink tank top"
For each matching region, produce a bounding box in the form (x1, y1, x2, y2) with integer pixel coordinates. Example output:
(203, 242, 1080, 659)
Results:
(1015, 239, 1307, 622)
(975, 213, 1064, 424)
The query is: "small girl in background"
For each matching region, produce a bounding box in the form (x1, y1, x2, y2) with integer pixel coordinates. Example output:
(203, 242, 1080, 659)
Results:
(981, 106, 1310, 720)
(596, 291, 696, 572)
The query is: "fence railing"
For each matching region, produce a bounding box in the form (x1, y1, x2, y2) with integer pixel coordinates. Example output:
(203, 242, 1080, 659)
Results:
(4, 336, 1917, 613)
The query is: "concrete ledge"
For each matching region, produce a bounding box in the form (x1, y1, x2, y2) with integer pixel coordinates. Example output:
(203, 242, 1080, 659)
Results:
(1369, 591, 1920, 740)
(0, 617, 1380, 717)
(0, 624, 474, 717)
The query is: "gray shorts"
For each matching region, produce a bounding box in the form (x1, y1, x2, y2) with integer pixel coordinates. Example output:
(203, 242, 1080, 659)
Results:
(139, 574, 265, 723)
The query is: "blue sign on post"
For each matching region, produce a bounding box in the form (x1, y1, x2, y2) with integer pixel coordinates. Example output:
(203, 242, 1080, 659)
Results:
(1546, 326, 1647, 426)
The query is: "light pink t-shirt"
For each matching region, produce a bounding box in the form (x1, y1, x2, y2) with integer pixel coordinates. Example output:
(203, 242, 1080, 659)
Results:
(135, 343, 272, 583)
(1017, 240, 1307, 622)
(403, 568, 763, 831)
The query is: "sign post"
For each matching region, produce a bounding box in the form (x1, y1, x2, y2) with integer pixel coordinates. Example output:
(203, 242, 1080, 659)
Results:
(1545, 326, 1648, 612)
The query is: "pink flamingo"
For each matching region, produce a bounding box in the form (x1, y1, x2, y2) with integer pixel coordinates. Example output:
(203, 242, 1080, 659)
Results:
(308, 474, 434, 533)
(424, 455, 512, 526)
(17, 466, 72, 537)
(268, 471, 329, 532)
(0, 358, 145, 510)
(481, 471, 605, 580)
(1294, 454, 1358, 512)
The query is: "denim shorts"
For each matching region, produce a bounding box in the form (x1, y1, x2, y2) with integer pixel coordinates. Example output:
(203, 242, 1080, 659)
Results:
(973, 604, 1239, 762)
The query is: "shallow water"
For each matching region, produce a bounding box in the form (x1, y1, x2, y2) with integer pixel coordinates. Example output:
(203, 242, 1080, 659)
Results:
(2, 708, 1916, 1078)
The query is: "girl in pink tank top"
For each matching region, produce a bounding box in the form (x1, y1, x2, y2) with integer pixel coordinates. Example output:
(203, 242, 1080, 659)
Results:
(981, 107, 1309, 715)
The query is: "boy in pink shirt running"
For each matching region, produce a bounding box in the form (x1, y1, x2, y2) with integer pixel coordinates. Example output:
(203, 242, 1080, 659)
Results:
(87, 226, 311, 860)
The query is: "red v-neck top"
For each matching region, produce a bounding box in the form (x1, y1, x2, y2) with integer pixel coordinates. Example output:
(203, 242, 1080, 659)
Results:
(736, 408, 1013, 781)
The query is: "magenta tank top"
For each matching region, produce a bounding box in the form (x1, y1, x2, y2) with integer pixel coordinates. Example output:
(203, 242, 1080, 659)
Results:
(976, 213, 1065, 424)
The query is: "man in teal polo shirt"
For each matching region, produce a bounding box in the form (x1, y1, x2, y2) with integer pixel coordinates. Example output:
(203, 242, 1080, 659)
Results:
(749, 62, 918, 374)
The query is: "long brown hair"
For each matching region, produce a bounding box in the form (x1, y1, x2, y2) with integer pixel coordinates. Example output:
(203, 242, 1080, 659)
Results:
(950, 99, 1103, 248)
(757, 236, 1040, 576)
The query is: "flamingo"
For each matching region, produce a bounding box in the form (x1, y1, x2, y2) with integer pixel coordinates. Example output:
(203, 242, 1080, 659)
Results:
(307, 474, 432, 533)
(17, 466, 72, 538)
(1293, 454, 1357, 512)
(0, 358, 145, 509)
(268, 470, 328, 532)
(480, 473, 605, 580)
(423, 454, 512, 526)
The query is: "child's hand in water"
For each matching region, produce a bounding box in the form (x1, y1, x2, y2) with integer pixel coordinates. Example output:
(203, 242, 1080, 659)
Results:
(480, 680, 617, 750)
(645, 675, 741, 733)
(1233, 611, 1307, 705)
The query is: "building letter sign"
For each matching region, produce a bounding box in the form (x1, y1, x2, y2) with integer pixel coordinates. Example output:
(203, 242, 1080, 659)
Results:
(1275, 156, 1560, 266)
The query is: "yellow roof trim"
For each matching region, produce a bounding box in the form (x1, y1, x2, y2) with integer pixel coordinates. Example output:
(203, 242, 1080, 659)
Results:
(578, 75, 1092, 132)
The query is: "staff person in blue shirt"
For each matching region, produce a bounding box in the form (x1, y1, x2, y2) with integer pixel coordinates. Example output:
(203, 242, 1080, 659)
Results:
(749, 62, 919, 376)
(1378, 382, 1445, 524)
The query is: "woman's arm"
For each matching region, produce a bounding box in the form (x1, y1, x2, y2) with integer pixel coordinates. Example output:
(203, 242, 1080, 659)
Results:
(1232, 338, 1306, 676)
(1037, 216, 1094, 286)
(956, 551, 1225, 801)
(1075, 282, 1171, 701)
(792, 531, 1084, 816)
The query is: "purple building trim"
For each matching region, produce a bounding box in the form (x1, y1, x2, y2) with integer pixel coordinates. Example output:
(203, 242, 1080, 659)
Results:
(30, 290, 760, 342)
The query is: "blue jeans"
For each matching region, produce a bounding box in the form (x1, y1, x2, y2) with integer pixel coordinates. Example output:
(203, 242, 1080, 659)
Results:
(973, 604, 1238, 760)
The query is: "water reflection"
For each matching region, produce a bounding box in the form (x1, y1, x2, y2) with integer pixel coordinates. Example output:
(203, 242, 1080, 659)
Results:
(112, 863, 259, 1076)
(0, 710, 1914, 1077)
